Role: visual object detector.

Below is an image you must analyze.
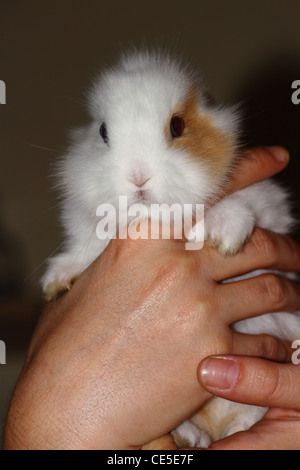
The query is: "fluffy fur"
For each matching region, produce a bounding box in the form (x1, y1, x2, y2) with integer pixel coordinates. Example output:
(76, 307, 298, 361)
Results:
(41, 50, 300, 447)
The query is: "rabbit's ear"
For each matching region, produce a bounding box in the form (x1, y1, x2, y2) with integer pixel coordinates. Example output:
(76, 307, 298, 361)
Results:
(164, 90, 239, 178)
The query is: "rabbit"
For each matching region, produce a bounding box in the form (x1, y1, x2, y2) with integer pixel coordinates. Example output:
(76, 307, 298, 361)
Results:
(41, 49, 300, 447)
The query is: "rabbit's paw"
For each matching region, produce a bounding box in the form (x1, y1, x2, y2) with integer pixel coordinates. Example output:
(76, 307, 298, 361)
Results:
(172, 421, 211, 449)
(41, 254, 82, 301)
(205, 198, 255, 256)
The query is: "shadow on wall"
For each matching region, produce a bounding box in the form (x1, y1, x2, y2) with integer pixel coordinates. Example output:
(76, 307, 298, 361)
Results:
(232, 54, 300, 242)
(0, 198, 26, 300)
(0, 193, 42, 353)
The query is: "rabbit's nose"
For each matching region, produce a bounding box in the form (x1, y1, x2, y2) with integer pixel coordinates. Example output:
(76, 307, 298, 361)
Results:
(128, 170, 150, 188)
(131, 177, 150, 188)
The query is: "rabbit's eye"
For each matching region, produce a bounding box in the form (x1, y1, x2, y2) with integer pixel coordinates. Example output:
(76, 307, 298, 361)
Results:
(99, 122, 108, 144)
(170, 116, 184, 138)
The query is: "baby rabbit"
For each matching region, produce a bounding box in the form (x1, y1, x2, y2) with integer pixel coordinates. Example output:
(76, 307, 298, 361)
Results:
(42, 50, 300, 447)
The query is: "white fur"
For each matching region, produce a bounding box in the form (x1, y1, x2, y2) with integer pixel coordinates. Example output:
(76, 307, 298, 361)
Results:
(41, 50, 238, 290)
(42, 50, 300, 447)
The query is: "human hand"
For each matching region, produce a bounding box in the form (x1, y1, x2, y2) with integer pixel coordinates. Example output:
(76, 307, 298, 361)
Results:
(3, 146, 294, 450)
(197, 354, 300, 450)
(7, 227, 292, 450)
(195, 144, 300, 450)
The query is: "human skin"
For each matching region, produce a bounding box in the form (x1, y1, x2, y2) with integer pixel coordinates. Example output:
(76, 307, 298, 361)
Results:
(3, 146, 299, 450)
(196, 355, 300, 450)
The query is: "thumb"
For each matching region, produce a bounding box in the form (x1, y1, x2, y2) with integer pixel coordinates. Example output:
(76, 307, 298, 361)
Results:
(198, 355, 300, 410)
(224, 146, 289, 195)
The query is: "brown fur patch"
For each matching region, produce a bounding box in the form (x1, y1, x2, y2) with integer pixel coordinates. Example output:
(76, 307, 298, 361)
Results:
(189, 396, 251, 443)
(165, 91, 236, 179)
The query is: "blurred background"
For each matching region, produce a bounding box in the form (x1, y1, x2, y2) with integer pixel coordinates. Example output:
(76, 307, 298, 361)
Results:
(1, 0, 300, 446)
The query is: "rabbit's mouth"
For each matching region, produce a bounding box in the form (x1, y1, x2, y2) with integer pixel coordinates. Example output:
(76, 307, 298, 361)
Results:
(133, 189, 152, 204)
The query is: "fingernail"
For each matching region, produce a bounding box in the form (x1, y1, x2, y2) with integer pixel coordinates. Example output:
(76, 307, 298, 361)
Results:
(200, 357, 239, 391)
(265, 146, 290, 162)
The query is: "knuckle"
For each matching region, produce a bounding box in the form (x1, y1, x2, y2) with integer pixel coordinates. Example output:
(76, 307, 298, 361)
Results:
(109, 237, 137, 256)
(258, 361, 281, 403)
(263, 273, 286, 307)
(154, 254, 188, 285)
(258, 334, 284, 361)
(251, 229, 277, 264)
(283, 234, 300, 268)
(196, 296, 216, 319)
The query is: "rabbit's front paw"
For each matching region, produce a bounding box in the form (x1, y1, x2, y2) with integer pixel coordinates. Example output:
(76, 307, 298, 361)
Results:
(41, 254, 82, 301)
(43, 278, 73, 302)
(205, 199, 255, 256)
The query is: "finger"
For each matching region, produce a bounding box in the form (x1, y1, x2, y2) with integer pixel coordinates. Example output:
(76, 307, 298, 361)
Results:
(265, 406, 300, 420)
(207, 228, 300, 282)
(219, 273, 300, 324)
(193, 406, 300, 450)
(198, 355, 300, 410)
(232, 334, 292, 363)
(207, 418, 300, 450)
(224, 146, 290, 196)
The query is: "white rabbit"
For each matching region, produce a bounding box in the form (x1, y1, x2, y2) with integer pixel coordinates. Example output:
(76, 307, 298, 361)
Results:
(41, 50, 300, 447)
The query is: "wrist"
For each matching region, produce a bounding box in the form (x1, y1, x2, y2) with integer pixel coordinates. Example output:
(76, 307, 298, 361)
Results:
(3, 373, 82, 450)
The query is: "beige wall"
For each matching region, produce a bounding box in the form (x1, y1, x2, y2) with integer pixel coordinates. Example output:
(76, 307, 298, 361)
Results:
(1, 0, 300, 443)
